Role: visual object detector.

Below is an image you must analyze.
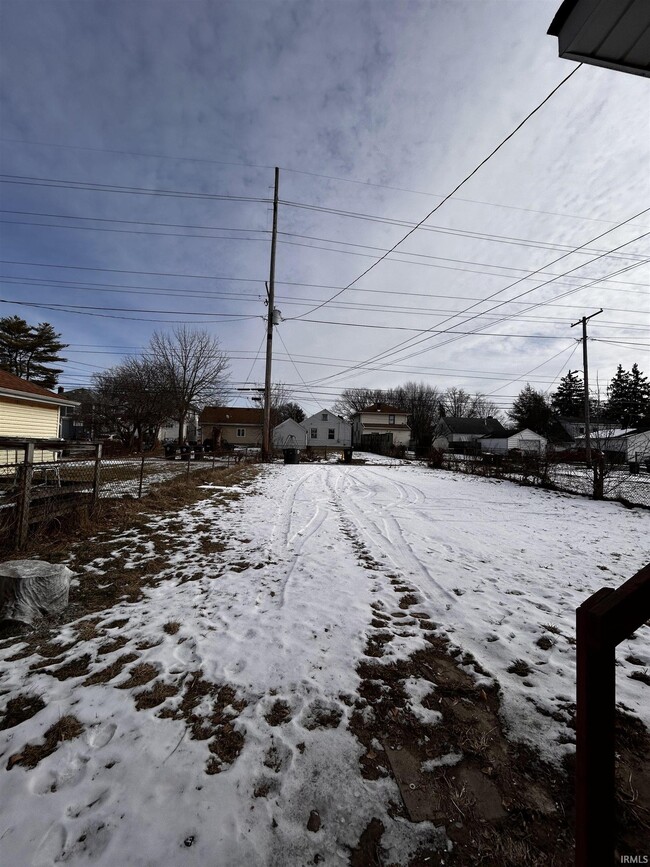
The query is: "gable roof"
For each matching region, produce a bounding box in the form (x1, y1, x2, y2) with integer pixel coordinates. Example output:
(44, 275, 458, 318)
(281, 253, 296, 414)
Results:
(303, 409, 347, 425)
(480, 428, 546, 440)
(0, 369, 78, 406)
(357, 402, 404, 415)
(199, 406, 263, 426)
(443, 417, 507, 436)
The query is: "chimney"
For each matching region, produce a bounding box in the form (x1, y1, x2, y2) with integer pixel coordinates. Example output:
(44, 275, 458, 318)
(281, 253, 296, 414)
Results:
(57, 386, 64, 394)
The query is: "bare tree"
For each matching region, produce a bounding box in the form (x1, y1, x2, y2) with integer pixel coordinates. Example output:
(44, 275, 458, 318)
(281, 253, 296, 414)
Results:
(384, 382, 442, 451)
(333, 387, 385, 419)
(93, 357, 176, 448)
(149, 327, 230, 444)
(442, 387, 502, 420)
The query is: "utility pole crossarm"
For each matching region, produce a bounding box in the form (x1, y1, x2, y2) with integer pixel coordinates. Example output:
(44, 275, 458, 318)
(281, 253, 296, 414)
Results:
(570, 309, 603, 466)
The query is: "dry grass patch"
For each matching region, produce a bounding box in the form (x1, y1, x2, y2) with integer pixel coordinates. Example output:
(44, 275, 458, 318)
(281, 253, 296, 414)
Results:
(0, 693, 46, 730)
(97, 636, 129, 655)
(50, 654, 92, 681)
(163, 621, 180, 635)
(134, 680, 180, 710)
(83, 653, 140, 686)
(6, 716, 84, 770)
(116, 662, 158, 690)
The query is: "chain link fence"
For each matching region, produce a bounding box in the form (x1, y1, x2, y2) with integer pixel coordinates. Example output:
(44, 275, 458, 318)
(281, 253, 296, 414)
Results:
(0, 439, 244, 550)
(438, 452, 650, 507)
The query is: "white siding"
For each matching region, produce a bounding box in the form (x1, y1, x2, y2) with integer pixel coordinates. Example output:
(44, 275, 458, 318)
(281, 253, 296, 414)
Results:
(302, 411, 351, 447)
(272, 419, 307, 449)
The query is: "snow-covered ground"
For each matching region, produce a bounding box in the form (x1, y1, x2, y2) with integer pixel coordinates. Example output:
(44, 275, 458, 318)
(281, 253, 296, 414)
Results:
(1, 459, 648, 865)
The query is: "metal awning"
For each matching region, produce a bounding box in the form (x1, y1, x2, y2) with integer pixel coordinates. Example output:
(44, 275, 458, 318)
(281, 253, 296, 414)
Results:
(548, 0, 650, 78)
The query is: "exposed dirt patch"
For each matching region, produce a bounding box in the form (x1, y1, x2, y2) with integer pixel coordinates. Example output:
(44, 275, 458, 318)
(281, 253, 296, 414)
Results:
(265, 699, 292, 726)
(398, 594, 418, 609)
(158, 671, 247, 775)
(163, 621, 180, 635)
(6, 715, 84, 770)
(0, 693, 46, 730)
(349, 817, 385, 866)
(83, 653, 139, 686)
(96, 636, 129, 655)
(301, 702, 343, 731)
(49, 654, 92, 681)
(349, 623, 574, 866)
(134, 679, 180, 710)
(116, 662, 158, 690)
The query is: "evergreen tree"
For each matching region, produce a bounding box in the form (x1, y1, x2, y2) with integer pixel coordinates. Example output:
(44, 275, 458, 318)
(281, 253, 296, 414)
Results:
(551, 369, 584, 417)
(606, 364, 650, 428)
(508, 384, 553, 435)
(0, 315, 67, 388)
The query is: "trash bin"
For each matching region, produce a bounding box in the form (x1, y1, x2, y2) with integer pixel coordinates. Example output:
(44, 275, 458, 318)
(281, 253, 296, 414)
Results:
(343, 448, 353, 464)
(283, 449, 299, 464)
(629, 462, 640, 474)
(164, 444, 177, 460)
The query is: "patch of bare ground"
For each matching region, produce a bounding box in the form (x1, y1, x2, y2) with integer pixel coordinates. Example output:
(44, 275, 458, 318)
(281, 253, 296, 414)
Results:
(615, 710, 650, 857)
(134, 679, 180, 710)
(116, 662, 158, 690)
(349, 628, 574, 866)
(0, 693, 45, 730)
(49, 654, 92, 681)
(96, 635, 129, 655)
(158, 671, 246, 775)
(6, 715, 84, 770)
(163, 621, 180, 635)
(83, 653, 140, 686)
(265, 699, 292, 726)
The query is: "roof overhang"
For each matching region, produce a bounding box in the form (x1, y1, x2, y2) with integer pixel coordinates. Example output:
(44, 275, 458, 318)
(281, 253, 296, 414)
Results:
(0, 387, 79, 408)
(548, 0, 650, 78)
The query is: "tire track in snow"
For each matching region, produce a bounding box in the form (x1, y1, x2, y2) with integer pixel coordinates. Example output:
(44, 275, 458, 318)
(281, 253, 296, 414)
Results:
(331, 469, 457, 607)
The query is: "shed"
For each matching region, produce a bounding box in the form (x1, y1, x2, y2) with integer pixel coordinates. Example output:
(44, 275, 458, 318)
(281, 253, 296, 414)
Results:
(272, 418, 307, 450)
(480, 428, 548, 456)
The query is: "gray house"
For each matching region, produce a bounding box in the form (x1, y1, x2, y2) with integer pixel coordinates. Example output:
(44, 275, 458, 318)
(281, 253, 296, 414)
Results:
(272, 418, 307, 449)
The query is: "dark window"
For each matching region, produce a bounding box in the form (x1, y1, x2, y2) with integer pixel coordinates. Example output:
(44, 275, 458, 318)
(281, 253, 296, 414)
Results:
(328, 429, 335, 440)
(311, 428, 318, 439)
(237, 428, 246, 437)
(389, 415, 395, 424)
(321, 413, 328, 421)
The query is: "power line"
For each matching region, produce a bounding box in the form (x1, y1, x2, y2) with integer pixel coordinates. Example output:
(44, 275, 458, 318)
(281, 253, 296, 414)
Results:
(0, 173, 271, 204)
(303, 214, 650, 387)
(0, 259, 265, 284)
(288, 64, 583, 321)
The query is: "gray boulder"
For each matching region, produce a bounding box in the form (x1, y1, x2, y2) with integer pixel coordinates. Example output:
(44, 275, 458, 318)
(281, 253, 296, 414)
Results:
(0, 560, 74, 625)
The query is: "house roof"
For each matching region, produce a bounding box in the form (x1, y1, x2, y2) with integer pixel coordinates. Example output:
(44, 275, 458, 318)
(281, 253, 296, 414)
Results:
(548, 0, 650, 79)
(0, 369, 78, 406)
(303, 409, 347, 424)
(480, 428, 546, 440)
(443, 416, 507, 436)
(199, 406, 263, 426)
(357, 402, 404, 415)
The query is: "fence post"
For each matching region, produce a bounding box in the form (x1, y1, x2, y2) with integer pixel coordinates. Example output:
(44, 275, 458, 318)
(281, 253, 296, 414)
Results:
(576, 588, 616, 867)
(92, 443, 102, 505)
(212, 452, 215, 470)
(16, 443, 34, 550)
(186, 456, 191, 480)
(138, 454, 146, 499)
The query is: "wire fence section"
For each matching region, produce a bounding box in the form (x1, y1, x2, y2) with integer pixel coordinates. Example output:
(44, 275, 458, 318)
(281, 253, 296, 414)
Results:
(440, 453, 650, 508)
(0, 439, 242, 549)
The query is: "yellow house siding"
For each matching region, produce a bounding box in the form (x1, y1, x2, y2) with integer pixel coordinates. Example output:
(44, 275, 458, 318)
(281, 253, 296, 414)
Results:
(0, 397, 61, 439)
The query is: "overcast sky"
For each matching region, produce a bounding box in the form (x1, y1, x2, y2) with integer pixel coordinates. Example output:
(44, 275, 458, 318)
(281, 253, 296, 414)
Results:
(0, 0, 648, 415)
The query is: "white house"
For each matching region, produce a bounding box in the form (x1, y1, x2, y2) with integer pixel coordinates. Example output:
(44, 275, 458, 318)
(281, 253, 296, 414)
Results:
(480, 428, 547, 455)
(272, 418, 307, 450)
(350, 403, 410, 448)
(159, 410, 199, 443)
(302, 409, 352, 448)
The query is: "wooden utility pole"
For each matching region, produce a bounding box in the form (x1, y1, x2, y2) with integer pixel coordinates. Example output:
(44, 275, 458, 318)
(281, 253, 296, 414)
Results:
(262, 167, 279, 461)
(571, 309, 602, 465)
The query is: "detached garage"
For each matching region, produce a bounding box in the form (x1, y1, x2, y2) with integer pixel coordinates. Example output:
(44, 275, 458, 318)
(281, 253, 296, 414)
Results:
(480, 428, 548, 456)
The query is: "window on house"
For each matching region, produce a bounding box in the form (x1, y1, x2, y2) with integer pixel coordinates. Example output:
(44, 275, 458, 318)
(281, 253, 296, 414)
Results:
(389, 415, 395, 424)
(311, 428, 318, 439)
(321, 413, 328, 421)
(237, 428, 246, 437)
(328, 429, 335, 440)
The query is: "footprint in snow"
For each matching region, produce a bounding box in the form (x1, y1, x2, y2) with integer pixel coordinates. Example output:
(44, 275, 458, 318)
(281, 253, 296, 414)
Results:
(85, 722, 117, 750)
(33, 823, 67, 866)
